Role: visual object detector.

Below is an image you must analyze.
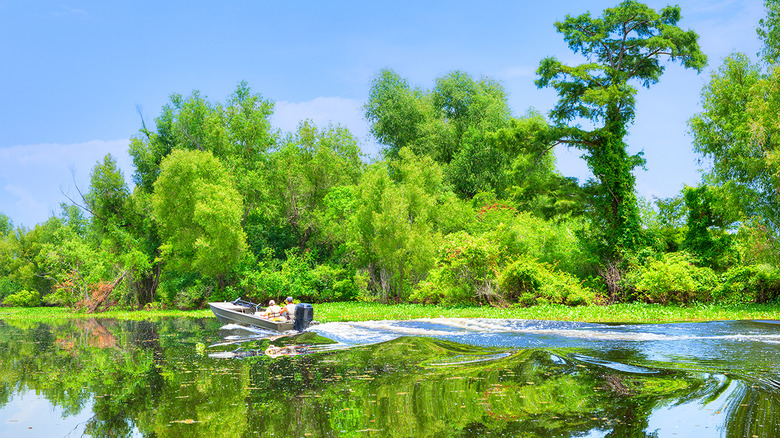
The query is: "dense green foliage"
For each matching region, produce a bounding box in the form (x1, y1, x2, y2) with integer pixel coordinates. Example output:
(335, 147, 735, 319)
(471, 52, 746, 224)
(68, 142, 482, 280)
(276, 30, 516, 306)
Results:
(689, 56, 780, 235)
(364, 69, 580, 217)
(1, 1, 779, 311)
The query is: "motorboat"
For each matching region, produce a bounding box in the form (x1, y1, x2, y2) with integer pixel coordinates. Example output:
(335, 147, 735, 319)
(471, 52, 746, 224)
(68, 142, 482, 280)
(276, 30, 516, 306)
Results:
(208, 299, 314, 332)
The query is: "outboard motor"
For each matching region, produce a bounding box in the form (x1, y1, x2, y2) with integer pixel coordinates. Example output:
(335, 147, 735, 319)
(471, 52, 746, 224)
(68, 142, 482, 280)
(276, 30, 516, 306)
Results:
(294, 303, 314, 332)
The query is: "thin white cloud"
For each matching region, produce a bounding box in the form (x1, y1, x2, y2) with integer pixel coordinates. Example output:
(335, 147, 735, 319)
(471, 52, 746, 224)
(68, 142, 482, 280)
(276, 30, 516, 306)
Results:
(684, 0, 765, 61)
(0, 139, 132, 228)
(2, 184, 48, 224)
(498, 65, 537, 80)
(54, 5, 89, 17)
(683, 0, 746, 15)
(272, 97, 381, 157)
(272, 97, 364, 132)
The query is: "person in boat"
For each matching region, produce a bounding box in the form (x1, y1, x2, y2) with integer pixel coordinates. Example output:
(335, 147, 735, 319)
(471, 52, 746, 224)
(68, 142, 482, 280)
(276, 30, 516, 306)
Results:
(263, 300, 282, 319)
(280, 296, 296, 320)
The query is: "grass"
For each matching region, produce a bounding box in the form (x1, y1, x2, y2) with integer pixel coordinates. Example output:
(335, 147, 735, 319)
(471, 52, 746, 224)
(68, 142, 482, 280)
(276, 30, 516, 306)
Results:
(0, 302, 778, 324)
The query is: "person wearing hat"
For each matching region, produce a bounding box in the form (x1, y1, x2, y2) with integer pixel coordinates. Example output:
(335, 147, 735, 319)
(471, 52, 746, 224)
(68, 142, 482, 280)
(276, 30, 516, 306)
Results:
(263, 299, 282, 319)
(280, 296, 296, 320)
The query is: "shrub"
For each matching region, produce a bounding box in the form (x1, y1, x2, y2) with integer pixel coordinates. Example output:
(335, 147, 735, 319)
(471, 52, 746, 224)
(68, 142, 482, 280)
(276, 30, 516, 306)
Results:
(238, 266, 286, 303)
(209, 286, 237, 303)
(3, 290, 41, 307)
(156, 272, 210, 309)
(712, 264, 780, 304)
(499, 254, 596, 307)
(411, 231, 500, 305)
(238, 250, 357, 304)
(310, 263, 358, 302)
(173, 282, 213, 310)
(483, 212, 595, 279)
(413, 230, 596, 307)
(625, 252, 717, 304)
(0, 277, 21, 302)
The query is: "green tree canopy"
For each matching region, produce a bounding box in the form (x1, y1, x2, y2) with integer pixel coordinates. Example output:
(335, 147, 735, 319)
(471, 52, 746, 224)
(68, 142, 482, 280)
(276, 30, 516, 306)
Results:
(449, 112, 582, 218)
(268, 121, 364, 254)
(364, 69, 577, 212)
(364, 68, 511, 165)
(83, 155, 157, 306)
(681, 185, 738, 270)
(85, 154, 130, 232)
(348, 149, 470, 301)
(130, 81, 276, 216)
(0, 213, 12, 238)
(152, 149, 247, 281)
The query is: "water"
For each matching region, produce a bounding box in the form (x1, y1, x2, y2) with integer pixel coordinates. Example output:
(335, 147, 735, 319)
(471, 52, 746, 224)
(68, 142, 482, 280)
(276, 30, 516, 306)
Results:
(0, 317, 779, 437)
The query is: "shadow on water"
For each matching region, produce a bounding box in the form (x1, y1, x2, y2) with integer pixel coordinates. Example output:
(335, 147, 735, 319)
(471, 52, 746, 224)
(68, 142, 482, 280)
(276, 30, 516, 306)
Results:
(0, 317, 779, 437)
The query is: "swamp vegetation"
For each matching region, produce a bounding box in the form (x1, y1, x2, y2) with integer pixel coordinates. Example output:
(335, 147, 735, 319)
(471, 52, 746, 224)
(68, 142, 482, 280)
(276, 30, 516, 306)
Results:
(1, 1, 780, 313)
(3, 2, 780, 437)
(3, 302, 780, 325)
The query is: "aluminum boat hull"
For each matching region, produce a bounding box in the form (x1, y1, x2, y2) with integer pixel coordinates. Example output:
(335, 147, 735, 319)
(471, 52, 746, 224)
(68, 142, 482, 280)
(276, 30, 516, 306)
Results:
(208, 301, 294, 332)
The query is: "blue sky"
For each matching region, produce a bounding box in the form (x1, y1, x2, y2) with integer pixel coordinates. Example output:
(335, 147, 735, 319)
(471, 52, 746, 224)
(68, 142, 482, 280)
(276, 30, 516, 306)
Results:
(0, 0, 766, 228)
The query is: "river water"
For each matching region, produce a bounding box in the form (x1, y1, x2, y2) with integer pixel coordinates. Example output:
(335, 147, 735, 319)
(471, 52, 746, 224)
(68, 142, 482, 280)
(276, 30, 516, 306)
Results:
(0, 316, 779, 437)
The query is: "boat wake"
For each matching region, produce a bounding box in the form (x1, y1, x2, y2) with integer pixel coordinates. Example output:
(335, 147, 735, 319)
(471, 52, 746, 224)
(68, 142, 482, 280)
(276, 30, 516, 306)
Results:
(309, 318, 780, 350)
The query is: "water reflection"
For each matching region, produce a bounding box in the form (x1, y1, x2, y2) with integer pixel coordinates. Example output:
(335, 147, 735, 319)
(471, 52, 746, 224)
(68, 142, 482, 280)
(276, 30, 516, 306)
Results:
(0, 317, 778, 437)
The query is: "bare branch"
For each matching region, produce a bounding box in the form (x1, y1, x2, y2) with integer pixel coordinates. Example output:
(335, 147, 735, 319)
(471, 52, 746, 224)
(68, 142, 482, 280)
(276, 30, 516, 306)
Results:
(180, 127, 205, 151)
(136, 104, 152, 141)
(61, 167, 98, 218)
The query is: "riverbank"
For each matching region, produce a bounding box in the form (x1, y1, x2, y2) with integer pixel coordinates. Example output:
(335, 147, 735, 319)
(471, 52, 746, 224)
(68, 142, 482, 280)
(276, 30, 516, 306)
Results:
(1, 302, 778, 323)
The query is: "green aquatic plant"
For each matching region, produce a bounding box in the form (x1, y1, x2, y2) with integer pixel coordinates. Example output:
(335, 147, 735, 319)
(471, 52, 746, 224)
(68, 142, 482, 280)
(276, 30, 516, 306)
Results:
(2, 301, 780, 325)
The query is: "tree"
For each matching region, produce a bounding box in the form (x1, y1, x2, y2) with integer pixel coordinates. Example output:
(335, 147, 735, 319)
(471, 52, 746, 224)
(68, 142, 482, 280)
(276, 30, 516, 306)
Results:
(130, 81, 276, 215)
(84, 155, 155, 307)
(365, 69, 580, 210)
(0, 213, 12, 237)
(449, 112, 584, 218)
(364, 69, 434, 160)
(349, 149, 468, 301)
(152, 149, 247, 285)
(430, 70, 511, 163)
(681, 185, 738, 270)
(3, 219, 62, 300)
(128, 82, 276, 303)
(85, 154, 130, 230)
(689, 1, 780, 236)
(39, 216, 109, 307)
(268, 121, 363, 254)
(536, 0, 706, 298)
(0, 207, 105, 307)
(364, 68, 510, 164)
(758, 0, 780, 64)
(640, 195, 686, 253)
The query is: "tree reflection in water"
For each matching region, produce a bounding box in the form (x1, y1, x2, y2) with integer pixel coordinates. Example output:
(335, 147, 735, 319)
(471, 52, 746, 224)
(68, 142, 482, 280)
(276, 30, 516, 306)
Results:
(0, 318, 778, 437)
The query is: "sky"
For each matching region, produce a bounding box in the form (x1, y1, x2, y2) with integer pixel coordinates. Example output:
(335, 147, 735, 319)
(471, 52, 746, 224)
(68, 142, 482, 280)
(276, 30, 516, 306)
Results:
(0, 0, 767, 228)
